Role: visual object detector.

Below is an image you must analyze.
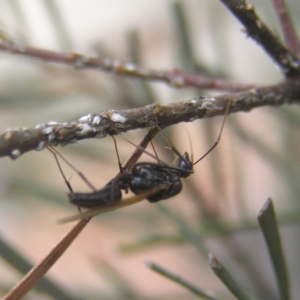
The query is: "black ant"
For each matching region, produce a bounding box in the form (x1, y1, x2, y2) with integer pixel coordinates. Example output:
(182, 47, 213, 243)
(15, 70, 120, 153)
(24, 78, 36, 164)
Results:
(49, 99, 231, 222)
(121, 98, 231, 203)
(47, 129, 162, 221)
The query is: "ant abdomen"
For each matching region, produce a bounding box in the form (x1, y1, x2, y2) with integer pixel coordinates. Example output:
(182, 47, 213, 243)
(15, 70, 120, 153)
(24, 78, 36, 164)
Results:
(69, 183, 122, 208)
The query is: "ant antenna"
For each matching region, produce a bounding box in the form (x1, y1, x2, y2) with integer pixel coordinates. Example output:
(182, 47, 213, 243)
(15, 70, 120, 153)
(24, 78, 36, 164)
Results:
(47, 146, 96, 192)
(148, 129, 160, 164)
(193, 98, 232, 165)
(183, 126, 193, 163)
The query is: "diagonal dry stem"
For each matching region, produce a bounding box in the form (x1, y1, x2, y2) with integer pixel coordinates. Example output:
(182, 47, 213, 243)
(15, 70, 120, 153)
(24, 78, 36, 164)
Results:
(3, 128, 159, 300)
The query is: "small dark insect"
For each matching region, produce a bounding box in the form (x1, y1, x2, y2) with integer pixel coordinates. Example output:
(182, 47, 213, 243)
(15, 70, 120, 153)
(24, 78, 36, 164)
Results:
(50, 99, 231, 221)
(47, 145, 130, 209)
(122, 98, 231, 203)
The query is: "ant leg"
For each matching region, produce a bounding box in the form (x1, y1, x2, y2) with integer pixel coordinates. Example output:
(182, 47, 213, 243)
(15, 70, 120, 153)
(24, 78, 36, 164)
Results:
(114, 127, 159, 170)
(148, 128, 160, 164)
(120, 133, 168, 166)
(111, 136, 124, 174)
(153, 103, 186, 162)
(47, 146, 74, 193)
(47, 146, 97, 192)
(193, 98, 232, 165)
(111, 135, 131, 194)
(111, 124, 160, 169)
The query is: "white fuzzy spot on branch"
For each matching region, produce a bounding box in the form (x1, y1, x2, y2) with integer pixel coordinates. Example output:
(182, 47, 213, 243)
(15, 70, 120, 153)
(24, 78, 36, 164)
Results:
(92, 115, 101, 125)
(36, 141, 45, 151)
(77, 123, 92, 135)
(11, 149, 21, 158)
(47, 121, 59, 125)
(42, 127, 53, 135)
(125, 63, 137, 71)
(78, 114, 91, 122)
(4, 131, 14, 141)
(111, 113, 126, 123)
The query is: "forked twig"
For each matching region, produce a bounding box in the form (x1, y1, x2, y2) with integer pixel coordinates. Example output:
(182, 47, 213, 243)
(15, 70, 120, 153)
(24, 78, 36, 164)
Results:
(0, 40, 253, 91)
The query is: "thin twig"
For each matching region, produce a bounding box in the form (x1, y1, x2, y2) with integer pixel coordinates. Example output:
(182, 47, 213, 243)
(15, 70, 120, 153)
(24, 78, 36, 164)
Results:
(3, 128, 158, 300)
(1, 80, 299, 160)
(271, 0, 300, 54)
(0, 40, 253, 91)
(3, 219, 89, 300)
(220, 0, 300, 77)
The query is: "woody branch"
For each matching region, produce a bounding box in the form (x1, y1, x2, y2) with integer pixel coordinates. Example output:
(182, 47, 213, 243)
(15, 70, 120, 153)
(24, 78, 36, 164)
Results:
(1, 0, 300, 160)
(1, 80, 300, 160)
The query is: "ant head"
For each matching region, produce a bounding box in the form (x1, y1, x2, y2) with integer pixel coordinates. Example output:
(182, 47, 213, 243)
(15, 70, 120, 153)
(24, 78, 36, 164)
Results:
(176, 152, 193, 178)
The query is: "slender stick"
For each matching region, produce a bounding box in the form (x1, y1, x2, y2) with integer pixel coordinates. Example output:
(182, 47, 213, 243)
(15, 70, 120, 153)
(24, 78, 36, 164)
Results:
(3, 219, 89, 300)
(0, 41, 253, 91)
(220, 0, 300, 77)
(3, 128, 159, 300)
(272, 0, 300, 54)
(1, 81, 300, 160)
